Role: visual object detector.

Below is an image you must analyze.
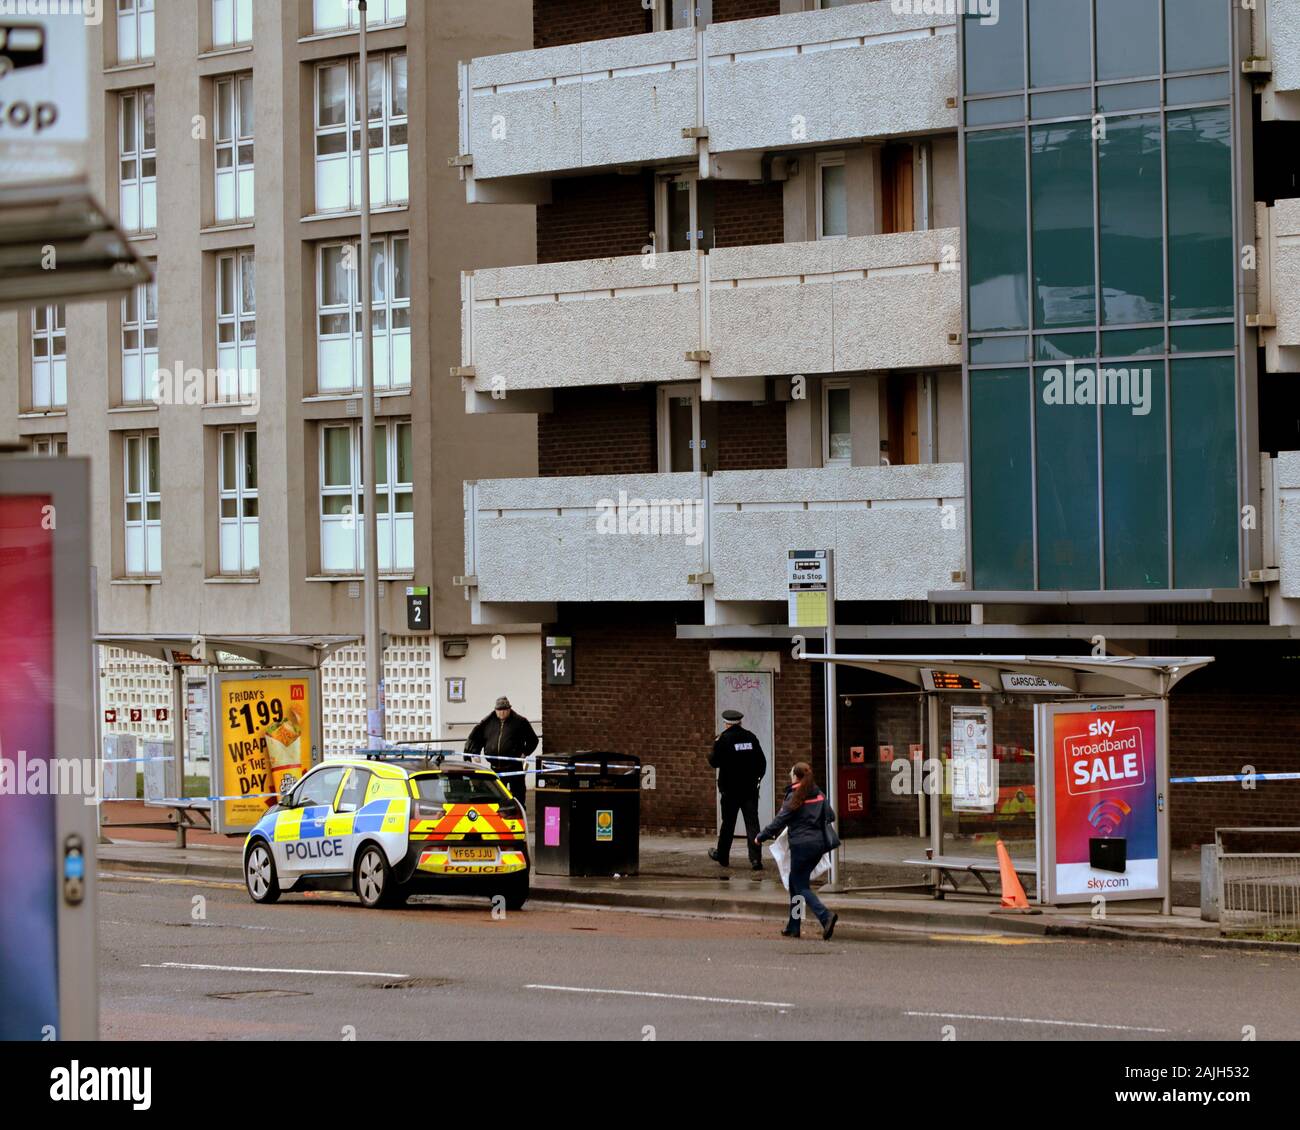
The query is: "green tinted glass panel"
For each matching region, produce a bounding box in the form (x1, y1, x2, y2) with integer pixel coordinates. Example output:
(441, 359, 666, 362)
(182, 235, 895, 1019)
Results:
(966, 128, 1029, 332)
(964, 0, 1025, 95)
(1098, 114, 1164, 324)
(1028, 0, 1091, 87)
(1103, 362, 1167, 588)
(1102, 328, 1164, 357)
(971, 336, 1028, 364)
(1166, 73, 1230, 106)
(1096, 0, 1159, 79)
(1097, 80, 1160, 113)
(1171, 357, 1238, 588)
(970, 369, 1034, 590)
(1030, 89, 1092, 120)
(1171, 323, 1234, 353)
(966, 97, 1024, 126)
(1036, 332, 1097, 361)
(1031, 121, 1095, 327)
(1165, 0, 1230, 73)
(1167, 107, 1234, 321)
(1035, 371, 1100, 589)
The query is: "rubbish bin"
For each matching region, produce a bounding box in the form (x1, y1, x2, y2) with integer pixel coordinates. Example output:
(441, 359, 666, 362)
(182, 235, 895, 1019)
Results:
(533, 752, 640, 877)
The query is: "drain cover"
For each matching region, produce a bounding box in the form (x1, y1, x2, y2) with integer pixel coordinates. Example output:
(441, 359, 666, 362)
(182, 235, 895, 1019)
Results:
(208, 989, 311, 1001)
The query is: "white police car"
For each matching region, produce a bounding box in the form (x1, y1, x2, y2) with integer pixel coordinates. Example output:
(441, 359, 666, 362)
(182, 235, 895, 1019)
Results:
(242, 754, 529, 909)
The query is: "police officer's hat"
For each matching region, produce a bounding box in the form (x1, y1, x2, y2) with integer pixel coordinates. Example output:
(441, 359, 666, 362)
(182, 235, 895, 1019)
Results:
(721, 709, 744, 722)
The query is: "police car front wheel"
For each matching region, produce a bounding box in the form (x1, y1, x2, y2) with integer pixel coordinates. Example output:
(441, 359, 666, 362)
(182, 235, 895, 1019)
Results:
(355, 843, 395, 908)
(245, 841, 280, 904)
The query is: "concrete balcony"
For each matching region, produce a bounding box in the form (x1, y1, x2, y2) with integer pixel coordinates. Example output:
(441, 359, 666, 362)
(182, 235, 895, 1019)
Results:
(1257, 199, 1300, 373)
(456, 3, 957, 191)
(460, 229, 960, 402)
(462, 465, 964, 624)
(1258, 0, 1300, 121)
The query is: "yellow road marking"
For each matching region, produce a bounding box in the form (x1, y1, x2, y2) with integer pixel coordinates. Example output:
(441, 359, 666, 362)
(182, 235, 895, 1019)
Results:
(927, 933, 1053, 945)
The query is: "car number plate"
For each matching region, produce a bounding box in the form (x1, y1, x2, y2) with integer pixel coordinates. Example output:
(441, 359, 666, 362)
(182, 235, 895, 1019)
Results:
(450, 847, 497, 862)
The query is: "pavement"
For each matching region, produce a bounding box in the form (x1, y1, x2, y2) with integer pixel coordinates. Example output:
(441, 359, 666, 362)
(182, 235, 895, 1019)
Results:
(96, 800, 1284, 951)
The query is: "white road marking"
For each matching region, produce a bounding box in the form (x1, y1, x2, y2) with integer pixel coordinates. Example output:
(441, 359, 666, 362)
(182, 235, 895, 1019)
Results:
(904, 1010, 1167, 1033)
(142, 962, 408, 979)
(526, 983, 794, 1008)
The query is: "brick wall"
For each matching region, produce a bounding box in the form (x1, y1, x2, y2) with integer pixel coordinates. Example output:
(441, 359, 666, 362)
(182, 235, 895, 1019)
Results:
(715, 400, 787, 469)
(713, 0, 782, 22)
(1169, 685, 1300, 848)
(541, 612, 818, 830)
(533, 0, 650, 48)
(538, 387, 657, 477)
(712, 179, 786, 249)
(536, 174, 654, 265)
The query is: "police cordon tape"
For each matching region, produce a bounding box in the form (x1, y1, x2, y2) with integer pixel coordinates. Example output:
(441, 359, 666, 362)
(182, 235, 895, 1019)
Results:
(100, 756, 179, 764)
(1170, 769, 1300, 780)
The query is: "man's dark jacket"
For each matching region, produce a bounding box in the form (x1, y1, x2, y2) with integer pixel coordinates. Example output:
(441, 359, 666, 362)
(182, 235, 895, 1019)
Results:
(464, 710, 539, 772)
(709, 725, 767, 795)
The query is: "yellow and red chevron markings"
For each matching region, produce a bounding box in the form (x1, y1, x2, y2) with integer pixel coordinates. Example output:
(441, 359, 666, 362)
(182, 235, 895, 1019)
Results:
(409, 803, 524, 841)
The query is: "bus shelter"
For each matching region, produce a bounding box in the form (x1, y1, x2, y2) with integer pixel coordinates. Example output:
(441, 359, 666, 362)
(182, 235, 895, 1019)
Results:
(802, 654, 1212, 915)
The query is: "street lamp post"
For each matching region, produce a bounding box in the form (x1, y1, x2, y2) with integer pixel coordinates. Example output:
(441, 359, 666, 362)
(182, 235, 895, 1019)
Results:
(358, 0, 383, 748)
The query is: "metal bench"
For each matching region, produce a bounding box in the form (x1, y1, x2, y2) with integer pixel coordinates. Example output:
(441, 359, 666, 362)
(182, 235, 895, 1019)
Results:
(903, 856, 1038, 900)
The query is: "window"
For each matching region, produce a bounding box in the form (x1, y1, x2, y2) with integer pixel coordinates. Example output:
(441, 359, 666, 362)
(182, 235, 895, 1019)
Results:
(336, 767, 372, 812)
(212, 0, 253, 48)
(314, 53, 408, 212)
(119, 89, 156, 233)
(817, 156, 847, 240)
(657, 385, 714, 473)
(320, 420, 413, 574)
(122, 276, 159, 405)
(216, 250, 256, 400)
(316, 234, 411, 392)
(219, 427, 258, 575)
(215, 74, 254, 223)
(313, 0, 406, 33)
(31, 304, 67, 410)
(294, 765, 346, 809)
(124, 432, 162, 576)
(29, 436, 68, 458)
(822, 380, 851, 466)
(116, 0, 154, 64)
(660, 175, 714, 252)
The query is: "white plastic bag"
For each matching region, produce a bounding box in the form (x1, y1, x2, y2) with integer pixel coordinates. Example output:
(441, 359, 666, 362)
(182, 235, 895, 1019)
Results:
(767, 830, 832, 891)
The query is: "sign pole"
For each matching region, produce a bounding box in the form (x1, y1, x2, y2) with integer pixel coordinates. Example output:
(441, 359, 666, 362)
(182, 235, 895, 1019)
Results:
(824, 550, 839, 888)
(359, 0, 384, 750)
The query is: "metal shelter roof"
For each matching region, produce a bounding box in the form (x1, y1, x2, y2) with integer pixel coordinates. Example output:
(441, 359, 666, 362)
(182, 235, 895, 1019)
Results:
(800, 653, 1214, 698)
(96, 634, 358, 669)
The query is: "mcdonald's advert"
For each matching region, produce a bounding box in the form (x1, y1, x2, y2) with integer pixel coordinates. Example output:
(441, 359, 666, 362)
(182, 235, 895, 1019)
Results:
(216, 674, 313, 831)
(1052, 707, 1159, 898)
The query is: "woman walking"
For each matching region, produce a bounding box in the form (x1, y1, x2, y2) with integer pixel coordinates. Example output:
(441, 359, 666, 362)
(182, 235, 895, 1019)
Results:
(756, 762, 839, 940)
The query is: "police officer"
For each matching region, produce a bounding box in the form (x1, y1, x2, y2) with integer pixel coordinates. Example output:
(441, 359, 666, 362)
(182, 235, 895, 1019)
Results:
(708, 708, 767, 872)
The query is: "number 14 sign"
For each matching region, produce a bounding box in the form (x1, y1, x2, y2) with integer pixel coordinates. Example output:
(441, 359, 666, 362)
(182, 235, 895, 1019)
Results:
(546, 636, 573, 686)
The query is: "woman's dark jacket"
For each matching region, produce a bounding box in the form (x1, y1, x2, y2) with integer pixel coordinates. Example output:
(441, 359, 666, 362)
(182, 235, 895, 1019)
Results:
(758, 784, 836, 852)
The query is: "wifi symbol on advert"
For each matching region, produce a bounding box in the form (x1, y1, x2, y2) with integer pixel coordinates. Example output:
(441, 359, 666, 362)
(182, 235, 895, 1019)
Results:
(1088, 798, 1132, 836)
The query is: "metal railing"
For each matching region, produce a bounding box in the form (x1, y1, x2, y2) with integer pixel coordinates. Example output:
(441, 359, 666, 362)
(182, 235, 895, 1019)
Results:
(1215, 828, 1300, 934)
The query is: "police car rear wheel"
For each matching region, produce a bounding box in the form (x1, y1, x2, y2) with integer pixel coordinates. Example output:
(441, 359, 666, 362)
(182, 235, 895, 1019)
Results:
(355, 844, 393, 908)
(245, 842, 280, 904)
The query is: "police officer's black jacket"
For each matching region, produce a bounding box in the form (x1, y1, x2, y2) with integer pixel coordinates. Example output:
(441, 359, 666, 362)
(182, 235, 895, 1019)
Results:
(709, 725, 767, 794)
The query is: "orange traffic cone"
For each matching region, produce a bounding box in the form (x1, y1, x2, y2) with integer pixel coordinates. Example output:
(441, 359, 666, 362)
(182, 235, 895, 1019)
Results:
(993, 838, 1038, 914)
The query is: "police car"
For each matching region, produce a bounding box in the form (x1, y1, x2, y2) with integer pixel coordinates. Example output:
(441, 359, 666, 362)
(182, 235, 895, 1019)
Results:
(242, 754, 529, 910)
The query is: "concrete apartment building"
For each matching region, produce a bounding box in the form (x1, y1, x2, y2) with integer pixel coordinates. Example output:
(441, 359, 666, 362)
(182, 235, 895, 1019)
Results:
(453, 0, 1300, 844)
(0, 0, 543, 758)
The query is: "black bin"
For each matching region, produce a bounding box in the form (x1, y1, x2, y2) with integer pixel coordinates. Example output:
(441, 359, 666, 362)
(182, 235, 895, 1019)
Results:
(533, 752, 640, 877)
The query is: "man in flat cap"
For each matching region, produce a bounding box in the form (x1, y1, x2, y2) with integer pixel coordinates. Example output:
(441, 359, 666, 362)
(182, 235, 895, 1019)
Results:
(708, 708, 767, 872)
(465, 695, 539, 811)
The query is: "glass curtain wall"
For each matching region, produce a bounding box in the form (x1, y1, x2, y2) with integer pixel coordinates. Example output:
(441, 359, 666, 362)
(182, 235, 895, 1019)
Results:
(962, 0, 1239, 591)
